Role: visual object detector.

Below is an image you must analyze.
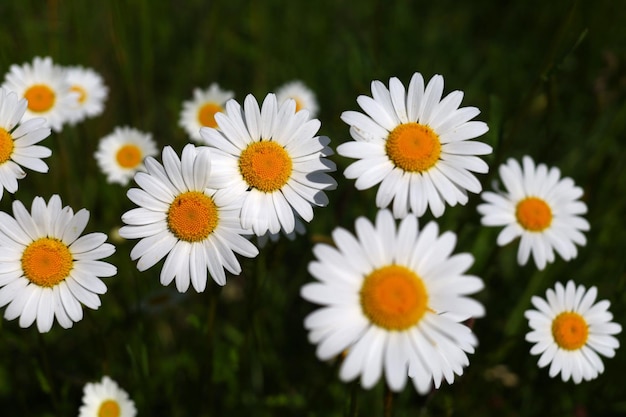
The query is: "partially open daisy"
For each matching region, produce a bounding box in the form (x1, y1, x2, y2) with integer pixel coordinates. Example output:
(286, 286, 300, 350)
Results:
(525, 280, 621, 383)
(477, 156, 590, 270)
(0, 87, 52, 201)
(64, 65, 108, 125)
(119, 144, 259, 291)
(94, 126, 158, 186)
(301, 209, 485, 394)
(78, 375, 136, 417)
(199, 93, 337, 236)
(275, 80, 319, 118)
(338, 72, 491, 219)
(2, 56, 77, 132)
(0, 195, 116, 333)
(179, 83, 234, 142)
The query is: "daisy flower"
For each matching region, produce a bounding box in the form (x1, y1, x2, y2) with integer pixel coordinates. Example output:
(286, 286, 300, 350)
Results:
(78, 375, 136, 417)
(2, 56, 77, 132)
(179, 83, 234, 142)
(275, 80, 319, 118)
(94, 126, 158, 186)
(64, 65, 108, 125)
(0, 195, 116, 333)
(525, 280, 621, 383)
(301, 209, 485, 394)
(338, 72, 491, 219)
(119, 144, 259, 292)
(0, 87, 52, 200)
(199, 93, 337, 236)
(477, 156, 590, 270)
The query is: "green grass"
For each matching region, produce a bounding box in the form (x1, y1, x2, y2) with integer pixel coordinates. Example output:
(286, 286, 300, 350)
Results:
(0, 0, 625, 415)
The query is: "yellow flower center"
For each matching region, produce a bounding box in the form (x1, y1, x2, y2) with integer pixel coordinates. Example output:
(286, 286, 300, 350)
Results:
(360, 264, 429, 330)
(0, 128, 15, 164)
(516, 197, 552, 231)
(385, 122, 441, 172)
(116, 144, 143, 168)
(239, 141, 293, 193)
(552, 311, 589, 350)
(97, 399, 121, 417)
(197, 102, 222, 128)
(293, 97, 304, 112)
(21, 238, 73, 287)
(70, 85, 87, 103)
(167, 191, 218, 242)
(24, 84, 56, 113)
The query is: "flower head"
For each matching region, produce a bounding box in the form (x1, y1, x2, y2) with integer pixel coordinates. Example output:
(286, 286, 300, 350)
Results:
(338, 72, 491, 219)
(275, 80, 319, 118)
(525, 280, 621, 383)
(179, 83, 234, 142)
(64, 65, 108, 125)
(477, 156, 590, 270)
(78, 376, 136, 417)
(301, 209, 484, 394)
(0, 195, 116, 332)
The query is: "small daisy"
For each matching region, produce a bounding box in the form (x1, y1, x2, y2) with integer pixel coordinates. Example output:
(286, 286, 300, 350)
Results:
(301, 209, 485, 394)
(94, 126, 158, 186)
(477, 156, 590, 270)
(64, 65, 108, 125)
(119, 144, 259, 292)
(179, 83, 234, 142)
(338, 72, 491, 219)
(0, 195, 116, 333)
(199, 93, 337, 236)
(525, 280, 621, 383)
(275, 80, 319, 118)
(78, 375, 136, 417)
(0, 87, 52, 201)
(2, 56, 77, 132)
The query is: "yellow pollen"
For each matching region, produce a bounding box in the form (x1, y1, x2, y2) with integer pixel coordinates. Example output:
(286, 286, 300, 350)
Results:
(385, 122, 441, 172)
(24, 84, 56, 113)
(70, 85, 87, 103)
(167, 191, 218, 242)
(293, 97, 304, 112)
(197, 102, 222, 128)
(0, 128, 15, 163)
(239, 141, 293, 192)
(516, 197, 552, 231)
(360, 264, 429, 330)
(116, 144, 143, 168)
(97, 399, 121, 417)
(552, 311, 588, 350)
(21, 238, 73, 287)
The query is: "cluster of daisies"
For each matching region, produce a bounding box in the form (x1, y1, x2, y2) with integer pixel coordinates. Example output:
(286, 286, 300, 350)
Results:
(0, 54, 621, 414)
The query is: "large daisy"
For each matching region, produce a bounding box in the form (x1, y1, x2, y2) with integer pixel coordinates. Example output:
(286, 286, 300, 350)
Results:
(119, 144, 259, 291)
(477, 156, 589, 270)
(2, 56, 77, 132)
(275, 80, 319, 118)
(94, 126, 158, 186)
(0, 87, 52, 200)
(301, 209, 485, 394)
(338, 72, 491, 219)
(0, 195, 116, 333)
(78, 375, 136, 417)
(525, 280, 621, 383)
(179, 83, 234, 142)
(199, 93, 337, 236)
(64, 65, 108, 125)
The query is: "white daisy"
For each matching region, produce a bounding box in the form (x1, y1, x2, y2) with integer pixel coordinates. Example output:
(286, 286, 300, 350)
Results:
(199, 93, 337, 236)
(179, 83, 234, 142)
(0, 195, 116, 333)
(525, 280, 621, 383)
(64, 65, 108, 125)
(301, 209, 485, 394)
(119, 144, 259, 291)
(2, 56, 78, 132)
(0, 87, 52, 201)
(338, 72, 492, 219)
(78, 375, 136, 417)
(477, 156, 590, 270)
(94, 126, 158, 186)
(275, 80, 319, 118)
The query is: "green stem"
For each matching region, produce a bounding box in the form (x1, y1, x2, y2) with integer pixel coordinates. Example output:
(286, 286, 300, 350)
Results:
(383, 383, 394, 417)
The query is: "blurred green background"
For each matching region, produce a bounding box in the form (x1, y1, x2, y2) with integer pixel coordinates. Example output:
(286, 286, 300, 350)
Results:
(1, 0, 625, 416)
